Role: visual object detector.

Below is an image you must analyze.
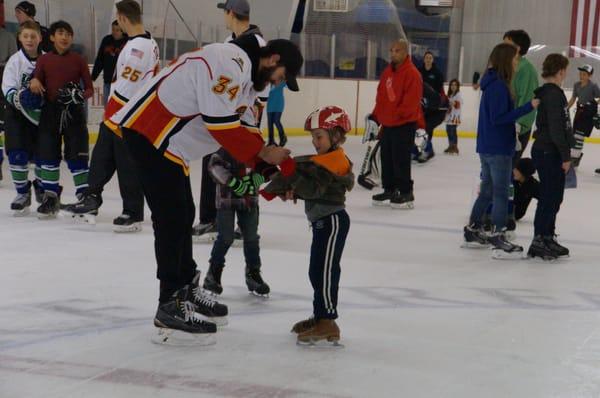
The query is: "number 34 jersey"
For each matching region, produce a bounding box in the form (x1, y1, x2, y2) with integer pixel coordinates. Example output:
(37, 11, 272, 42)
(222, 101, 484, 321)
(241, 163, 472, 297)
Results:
(106, 42, 265, 173)
(104, 32, 160, 120)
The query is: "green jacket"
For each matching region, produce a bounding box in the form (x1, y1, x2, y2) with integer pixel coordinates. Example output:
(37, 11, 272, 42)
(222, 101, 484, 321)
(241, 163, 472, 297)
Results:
(513, 57, 539, 132)
(264, 148, 354, 222)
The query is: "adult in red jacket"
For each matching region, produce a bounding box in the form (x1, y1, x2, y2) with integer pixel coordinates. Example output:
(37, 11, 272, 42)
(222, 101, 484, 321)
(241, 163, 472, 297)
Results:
(370, 40, 423, 209)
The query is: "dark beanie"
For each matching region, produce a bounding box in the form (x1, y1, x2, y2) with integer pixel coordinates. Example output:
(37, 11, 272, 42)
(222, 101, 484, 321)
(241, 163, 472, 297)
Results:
(516, 158, 536, 177)
(16, 1, 36, 18)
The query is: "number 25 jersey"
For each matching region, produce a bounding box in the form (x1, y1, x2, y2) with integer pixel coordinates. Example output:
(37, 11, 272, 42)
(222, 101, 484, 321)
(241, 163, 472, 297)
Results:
(105, 32, 160, 120)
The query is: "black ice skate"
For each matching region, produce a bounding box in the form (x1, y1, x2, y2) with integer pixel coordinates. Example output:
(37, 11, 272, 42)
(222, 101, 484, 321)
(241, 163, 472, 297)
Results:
(62, 192, 101, 224)
(417, 150, 435, 164)
(152, 287, 217, 346)
(192, 222, 217, 243)
(113, 213, 142, 233)
(37, 191, 60, 219)
(462, 224, 489, 248)
(11, 187, 31, 216)
(488, 230, 523, 259)
(32, 180, 44, 203)
(203, 263, 224, 295)
(372, 190, 393, 207)
(390, 191, 414, 209)
(544, 235, 569, 258)
(527, 236, 557, 261)
(190, 272, 228, 326)
(245, 267, 270, 297)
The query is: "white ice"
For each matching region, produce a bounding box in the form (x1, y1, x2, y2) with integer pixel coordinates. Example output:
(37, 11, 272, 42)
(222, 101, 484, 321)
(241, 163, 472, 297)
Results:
(1, 136, 599, 398)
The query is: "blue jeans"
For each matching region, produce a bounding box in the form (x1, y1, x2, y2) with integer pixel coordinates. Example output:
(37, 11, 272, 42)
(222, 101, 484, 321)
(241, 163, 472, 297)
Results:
(103, 83, 111, 106)
(210, 207, 261, 268)
(469, 154, 513, 231)
(267, 112, 285, 144)
(446, 124, 458, 145)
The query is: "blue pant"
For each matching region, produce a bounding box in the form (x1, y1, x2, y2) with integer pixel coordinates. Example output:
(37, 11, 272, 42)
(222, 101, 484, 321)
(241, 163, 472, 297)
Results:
(267, 112, 285, 144)
(210, 207, 261, 268)
(469, 154, 512, 231)
(103, 83, 111, 106)
(446, 124, 458, 145)
(309, 210, 350, 320)
(532, 147, 565, 237)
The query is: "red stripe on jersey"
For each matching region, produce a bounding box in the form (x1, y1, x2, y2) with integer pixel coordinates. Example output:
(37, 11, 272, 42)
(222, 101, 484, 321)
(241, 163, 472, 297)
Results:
(208, 126, 264, 167)
(104, 97, 124, 120)
(127, 95, 178, 145)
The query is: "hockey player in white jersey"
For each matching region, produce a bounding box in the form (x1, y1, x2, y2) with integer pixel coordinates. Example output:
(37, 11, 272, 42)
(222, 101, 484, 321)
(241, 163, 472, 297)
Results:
(104, 34, 302, 344)
(2, 21, 45, 215)
(63, 0, 159, 231)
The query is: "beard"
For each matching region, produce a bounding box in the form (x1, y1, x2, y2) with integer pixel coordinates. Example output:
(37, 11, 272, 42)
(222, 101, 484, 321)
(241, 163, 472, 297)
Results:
(253, 66, 278, 92)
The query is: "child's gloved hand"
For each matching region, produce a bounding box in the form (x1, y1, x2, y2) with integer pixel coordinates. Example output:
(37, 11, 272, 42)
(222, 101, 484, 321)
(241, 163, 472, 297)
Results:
(251, 172, 265, 190)
(228, 175, 252, 196)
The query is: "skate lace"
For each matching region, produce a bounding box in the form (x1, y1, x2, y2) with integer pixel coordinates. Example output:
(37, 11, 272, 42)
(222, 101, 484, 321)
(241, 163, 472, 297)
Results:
(192, 286, 216, 308)
(180, 300, 197, 323)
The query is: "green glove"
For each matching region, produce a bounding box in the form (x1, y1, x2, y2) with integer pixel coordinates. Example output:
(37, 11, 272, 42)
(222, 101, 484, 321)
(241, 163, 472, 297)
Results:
(251, 172, 265, 190)
(228, 175, 252, 196)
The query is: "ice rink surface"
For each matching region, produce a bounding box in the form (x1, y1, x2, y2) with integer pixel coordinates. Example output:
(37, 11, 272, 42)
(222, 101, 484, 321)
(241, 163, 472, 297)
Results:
(1, 136, 599, 398)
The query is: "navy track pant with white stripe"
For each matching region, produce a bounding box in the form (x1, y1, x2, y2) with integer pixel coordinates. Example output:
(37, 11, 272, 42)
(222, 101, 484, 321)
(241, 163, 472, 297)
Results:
(309, 210, 350, 320)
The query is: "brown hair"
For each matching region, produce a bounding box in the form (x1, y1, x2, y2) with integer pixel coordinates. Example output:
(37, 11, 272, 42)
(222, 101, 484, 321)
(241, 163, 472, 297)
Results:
(447, 78, 460, 97)
(541, 54, 569, 78)
(18, 20, 41, 36)
(330, 126, 347, 146)
(116, 0, 142, 24)
(488, 43, 518, 92)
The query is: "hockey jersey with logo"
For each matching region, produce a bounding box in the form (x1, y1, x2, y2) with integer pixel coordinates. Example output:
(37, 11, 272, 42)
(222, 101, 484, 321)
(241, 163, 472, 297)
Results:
(106, 42, 264, 173)
(104, 32, 159, 120)
(2, 49, 40, 100)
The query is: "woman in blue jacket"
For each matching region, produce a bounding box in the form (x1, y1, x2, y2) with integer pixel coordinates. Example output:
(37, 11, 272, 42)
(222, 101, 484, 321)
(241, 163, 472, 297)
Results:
(267, 82, 287, 147)
(463, 43, 539, 259)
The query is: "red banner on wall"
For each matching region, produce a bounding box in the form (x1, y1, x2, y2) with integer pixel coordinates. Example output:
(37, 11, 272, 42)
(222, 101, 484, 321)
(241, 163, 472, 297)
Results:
(0, 0, 5, 27)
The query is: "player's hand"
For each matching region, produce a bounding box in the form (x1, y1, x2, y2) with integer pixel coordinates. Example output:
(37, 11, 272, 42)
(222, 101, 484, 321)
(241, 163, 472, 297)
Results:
(562, 161, 571, 174)
(531, 98, 541, 109)
(29, 78, 45, 95)
(258, 145, 290, 165)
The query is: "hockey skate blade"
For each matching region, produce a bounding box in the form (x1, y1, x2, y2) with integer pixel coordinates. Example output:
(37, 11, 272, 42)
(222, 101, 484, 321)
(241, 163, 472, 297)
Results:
(12, 207, 30, 217)
(151, 327, 216, 346)
(526, 254, 558, 263)
(391, 202, 414, 210)
(60, 210, 97, 225)
(192, 233, 217, 244)
(372, 200, 390, 207)
(491, 249, 524, 260)
(460, 241, 490, 249)
(113, 222, 142, 233)
(296, 338, 344, 348)
(37, 211, 57, 220)
(248, 291, 270, 299)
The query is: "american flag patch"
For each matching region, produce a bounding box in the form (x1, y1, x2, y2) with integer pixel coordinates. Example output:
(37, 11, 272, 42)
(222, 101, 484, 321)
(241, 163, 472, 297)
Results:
(131, 48, 144, 59)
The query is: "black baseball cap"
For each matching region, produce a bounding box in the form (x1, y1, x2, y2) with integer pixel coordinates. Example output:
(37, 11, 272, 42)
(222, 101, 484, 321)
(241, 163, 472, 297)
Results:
(266, 39, 303, 92)
(15, 1, 36, 17)
(217, 0, 250, 17)
(578, 64, 594, 75)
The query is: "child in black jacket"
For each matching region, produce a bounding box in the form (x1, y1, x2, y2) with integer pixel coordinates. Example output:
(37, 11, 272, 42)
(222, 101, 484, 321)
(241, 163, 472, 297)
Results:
(528, 54, 575, 260)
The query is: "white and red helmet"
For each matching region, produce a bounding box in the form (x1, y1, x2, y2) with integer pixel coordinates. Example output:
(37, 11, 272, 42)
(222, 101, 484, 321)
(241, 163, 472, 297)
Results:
(304, 106, 352, 133)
